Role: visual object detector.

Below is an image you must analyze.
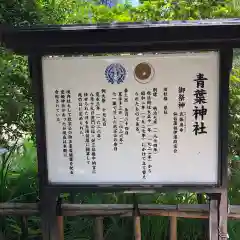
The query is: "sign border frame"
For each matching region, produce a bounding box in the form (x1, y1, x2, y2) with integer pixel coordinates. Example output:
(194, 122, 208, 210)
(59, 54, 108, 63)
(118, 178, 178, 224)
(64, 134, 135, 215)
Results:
(29, 48, 232, 193)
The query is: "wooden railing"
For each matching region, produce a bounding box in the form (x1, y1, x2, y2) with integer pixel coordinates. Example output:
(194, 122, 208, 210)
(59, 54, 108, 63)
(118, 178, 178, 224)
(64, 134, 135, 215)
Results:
(1, 203, 240, 240)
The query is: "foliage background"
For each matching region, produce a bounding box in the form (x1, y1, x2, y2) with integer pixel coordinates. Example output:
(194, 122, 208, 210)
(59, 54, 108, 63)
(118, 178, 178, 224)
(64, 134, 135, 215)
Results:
(1, 0, 240, 239)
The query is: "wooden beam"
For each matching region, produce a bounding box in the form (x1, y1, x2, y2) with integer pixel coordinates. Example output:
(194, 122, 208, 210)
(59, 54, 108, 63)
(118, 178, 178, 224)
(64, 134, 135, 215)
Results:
(0, 203, 240, 220)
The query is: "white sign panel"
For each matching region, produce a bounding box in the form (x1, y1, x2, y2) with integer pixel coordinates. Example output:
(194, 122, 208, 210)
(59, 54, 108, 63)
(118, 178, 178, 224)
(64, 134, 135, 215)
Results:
(42, 52, 220, 185)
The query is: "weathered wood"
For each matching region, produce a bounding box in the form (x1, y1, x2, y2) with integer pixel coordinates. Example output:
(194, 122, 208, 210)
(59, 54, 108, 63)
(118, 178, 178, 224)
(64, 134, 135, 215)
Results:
(57, 216, 64, 240)
(134, 216, 141, 240)
(20, 216, 28, 240)
(94, 217, 104, 240)
(170, 216, 177, 240)
(219, 190, 229, 240)
(0, 203, 240, 220)
(209, 199, 218, 240)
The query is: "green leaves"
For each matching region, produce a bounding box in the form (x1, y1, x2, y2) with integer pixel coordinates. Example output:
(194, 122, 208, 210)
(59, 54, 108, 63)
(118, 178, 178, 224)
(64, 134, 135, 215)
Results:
(0, 48, 33, 147)
(229, 68, 240, 156)
(0, 140, 38, 239)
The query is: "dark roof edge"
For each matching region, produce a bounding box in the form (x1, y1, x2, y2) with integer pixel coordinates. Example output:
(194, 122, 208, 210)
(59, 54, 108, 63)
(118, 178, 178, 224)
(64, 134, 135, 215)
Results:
(1, 19, 240, 55)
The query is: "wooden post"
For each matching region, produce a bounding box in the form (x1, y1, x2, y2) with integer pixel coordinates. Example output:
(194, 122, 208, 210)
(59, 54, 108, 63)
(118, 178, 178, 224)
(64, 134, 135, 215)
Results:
(20, 216, 28, 240)
(219, 189, 229, 240)
(57, 216, 64, 240)
(134, 215, 141, 240)
(95, 217, 104, 240)
(39, 190, 52, 240)
(133, 194, 141, 240)
(170, 216, 177, 240)
(40, 190, 60, 240)
(56, 197, 64, 240)
(209, 198, 218, 240)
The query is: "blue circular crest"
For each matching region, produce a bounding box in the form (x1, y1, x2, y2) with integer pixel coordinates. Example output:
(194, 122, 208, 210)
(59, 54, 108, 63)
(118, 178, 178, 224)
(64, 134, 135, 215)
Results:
(105, 63, 126, 84)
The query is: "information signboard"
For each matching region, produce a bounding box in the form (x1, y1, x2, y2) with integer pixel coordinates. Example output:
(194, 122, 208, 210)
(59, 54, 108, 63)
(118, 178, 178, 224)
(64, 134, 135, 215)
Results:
(1, 21, 236, 240)
(42, 51, 220, 185)
(42, 52, 219, 185)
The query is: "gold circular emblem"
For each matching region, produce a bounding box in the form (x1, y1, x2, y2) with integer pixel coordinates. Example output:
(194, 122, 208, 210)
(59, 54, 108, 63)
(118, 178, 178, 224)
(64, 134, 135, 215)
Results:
(134, 62, 154, 84)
